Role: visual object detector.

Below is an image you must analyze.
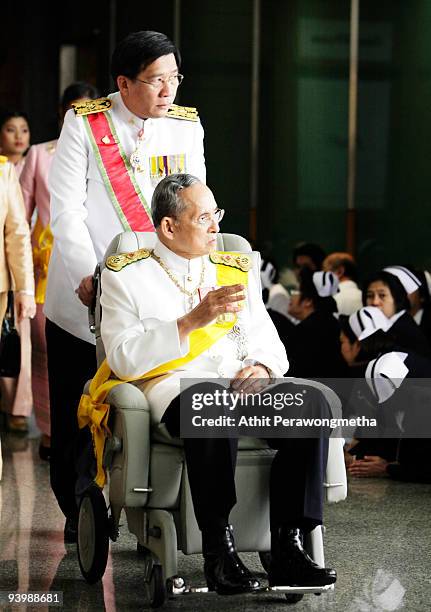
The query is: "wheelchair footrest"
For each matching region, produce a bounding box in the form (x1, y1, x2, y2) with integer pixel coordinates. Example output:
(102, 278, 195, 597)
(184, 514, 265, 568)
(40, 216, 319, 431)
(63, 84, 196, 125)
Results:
(265, 584, 335, 594)
(170, 582, 334, 596)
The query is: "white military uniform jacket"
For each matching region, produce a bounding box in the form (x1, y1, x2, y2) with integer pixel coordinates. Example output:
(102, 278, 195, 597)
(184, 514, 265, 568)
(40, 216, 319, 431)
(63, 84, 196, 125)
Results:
(100, 240, 289, 424)
(45, 91, 206, 343)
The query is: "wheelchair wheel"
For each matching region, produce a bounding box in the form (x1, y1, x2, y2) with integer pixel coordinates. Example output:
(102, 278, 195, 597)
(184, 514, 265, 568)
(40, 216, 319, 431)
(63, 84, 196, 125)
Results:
(285, 593, 304, 604)
(77, 486, 109, 584)
(147, 564, 166, 608)
(259, 551, 271, 573)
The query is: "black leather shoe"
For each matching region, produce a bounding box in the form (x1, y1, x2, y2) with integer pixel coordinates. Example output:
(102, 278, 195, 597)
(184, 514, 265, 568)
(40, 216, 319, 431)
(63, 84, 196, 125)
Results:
(269, 527, 336, 587)
(64, 517, 78, 544)
(203, 525, 261, 595)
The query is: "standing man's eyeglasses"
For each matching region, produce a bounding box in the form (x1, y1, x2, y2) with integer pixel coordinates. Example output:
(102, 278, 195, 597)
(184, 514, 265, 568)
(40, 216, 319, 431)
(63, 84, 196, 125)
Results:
(134, 74, 184, 90)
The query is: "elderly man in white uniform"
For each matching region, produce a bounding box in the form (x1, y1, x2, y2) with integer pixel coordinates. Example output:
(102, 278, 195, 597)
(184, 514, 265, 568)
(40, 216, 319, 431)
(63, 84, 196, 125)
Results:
(45, 31, 206, 543)
(100, 174, 336, 595)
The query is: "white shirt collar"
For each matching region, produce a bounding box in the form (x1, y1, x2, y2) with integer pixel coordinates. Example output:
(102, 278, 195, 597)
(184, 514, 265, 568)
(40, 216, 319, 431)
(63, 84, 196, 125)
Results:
(109, 91, 148, 131)
(153, 239, 205, 276)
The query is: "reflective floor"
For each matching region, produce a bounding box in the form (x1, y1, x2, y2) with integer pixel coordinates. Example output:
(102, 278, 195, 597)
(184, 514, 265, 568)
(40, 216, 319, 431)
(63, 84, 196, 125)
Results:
(0, 431, 430, 611)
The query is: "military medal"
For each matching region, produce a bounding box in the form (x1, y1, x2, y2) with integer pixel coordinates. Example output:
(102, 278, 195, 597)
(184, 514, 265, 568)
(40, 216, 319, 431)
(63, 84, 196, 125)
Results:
(130, 150, 145, 173)
(149, 153, 187, 187)
(130, 127, 145, 173)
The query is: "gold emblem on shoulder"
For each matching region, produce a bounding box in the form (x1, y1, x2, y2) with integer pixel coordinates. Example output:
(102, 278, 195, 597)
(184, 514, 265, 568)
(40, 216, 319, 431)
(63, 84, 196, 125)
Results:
(167, 104, 199, 122)
(106, 248, 151, 272)
(209, 252, 252, 272)
(46, 141, 56, 154)
(73, 97, 112, 117)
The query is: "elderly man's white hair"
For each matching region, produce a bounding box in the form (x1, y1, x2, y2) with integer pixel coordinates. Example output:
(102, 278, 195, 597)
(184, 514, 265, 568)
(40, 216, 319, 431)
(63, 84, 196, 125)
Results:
(151, 173, 202, 227)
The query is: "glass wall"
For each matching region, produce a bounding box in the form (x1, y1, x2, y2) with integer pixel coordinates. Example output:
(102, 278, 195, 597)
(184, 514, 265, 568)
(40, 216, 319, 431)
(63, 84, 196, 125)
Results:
(180, 0, 254, 237)
(356, 1, 431, 275)
(258, 0, 350, 265)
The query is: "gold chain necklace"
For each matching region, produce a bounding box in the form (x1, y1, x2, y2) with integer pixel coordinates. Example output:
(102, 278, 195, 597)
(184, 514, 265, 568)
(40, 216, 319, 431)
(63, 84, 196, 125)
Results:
(150, 250, 206, 311)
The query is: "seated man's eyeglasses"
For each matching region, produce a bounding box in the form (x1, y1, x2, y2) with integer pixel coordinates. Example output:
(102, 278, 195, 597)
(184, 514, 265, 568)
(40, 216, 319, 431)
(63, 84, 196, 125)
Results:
(135, 73, 184, 90)
(195, 208, 225, 227)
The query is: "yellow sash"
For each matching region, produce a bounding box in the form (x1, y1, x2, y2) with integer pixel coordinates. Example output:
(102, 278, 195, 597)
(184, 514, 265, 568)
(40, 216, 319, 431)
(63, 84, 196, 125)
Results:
(32, 217, 53, 304)
(77, 256, 249, 487)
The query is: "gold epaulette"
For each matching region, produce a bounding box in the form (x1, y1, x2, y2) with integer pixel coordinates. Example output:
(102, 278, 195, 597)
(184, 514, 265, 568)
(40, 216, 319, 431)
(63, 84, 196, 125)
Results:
(106, 248, 151, 272)
(72, 97, 112, 116)
(167, 104, 199, 122)
(209, 252, 252, 272)
(45, 141, 56, 154)
(0, 155, 8, 164)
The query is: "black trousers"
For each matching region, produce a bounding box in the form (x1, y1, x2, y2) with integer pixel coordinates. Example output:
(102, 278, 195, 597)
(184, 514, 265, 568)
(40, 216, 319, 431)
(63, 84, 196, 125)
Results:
(46, 319, 97, 520)
(162, 382, 329, 534)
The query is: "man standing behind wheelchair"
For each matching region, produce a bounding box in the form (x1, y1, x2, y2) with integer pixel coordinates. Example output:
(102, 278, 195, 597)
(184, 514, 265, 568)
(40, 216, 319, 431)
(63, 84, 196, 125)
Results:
(100, 173, 337, 594)
(45, 31, 206, 544)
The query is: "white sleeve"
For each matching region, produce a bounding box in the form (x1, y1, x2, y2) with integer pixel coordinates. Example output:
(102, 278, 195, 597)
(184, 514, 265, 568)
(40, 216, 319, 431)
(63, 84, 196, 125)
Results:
(244, 269, 290, 377)
(48, 109, 98, 291)
(188, 119, 206, 184)
(100, 268, 188, 380)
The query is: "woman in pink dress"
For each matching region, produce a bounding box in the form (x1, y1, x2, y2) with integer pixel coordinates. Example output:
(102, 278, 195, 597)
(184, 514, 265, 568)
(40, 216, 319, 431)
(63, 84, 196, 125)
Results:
(0, 110, 33, 434)
(19, 82, 98, 459)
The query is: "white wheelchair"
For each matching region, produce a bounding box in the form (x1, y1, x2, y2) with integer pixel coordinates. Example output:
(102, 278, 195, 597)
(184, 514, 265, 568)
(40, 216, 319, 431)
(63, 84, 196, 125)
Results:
(77, 231, 347, 608)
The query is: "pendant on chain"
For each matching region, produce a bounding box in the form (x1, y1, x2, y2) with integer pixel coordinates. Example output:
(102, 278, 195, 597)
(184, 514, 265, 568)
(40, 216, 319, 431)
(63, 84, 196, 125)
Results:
(130, 150, 144, 173)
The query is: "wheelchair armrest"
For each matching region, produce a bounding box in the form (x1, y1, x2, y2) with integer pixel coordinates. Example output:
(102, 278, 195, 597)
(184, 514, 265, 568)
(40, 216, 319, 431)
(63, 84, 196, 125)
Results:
(288, 377, 347, 502)
(107, 383, 152, 508)
(106, 383, 151, 413)
(288, 377, 342, 419)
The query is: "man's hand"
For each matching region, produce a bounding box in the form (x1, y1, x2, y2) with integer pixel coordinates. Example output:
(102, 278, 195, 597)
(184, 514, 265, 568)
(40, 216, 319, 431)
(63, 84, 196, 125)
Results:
(230, 364, 270, 395)
(76, 275, 95, 307)
(14, 293, 36, 323)
(177, 284, 245, 342)
(347, 455, 389, 478)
